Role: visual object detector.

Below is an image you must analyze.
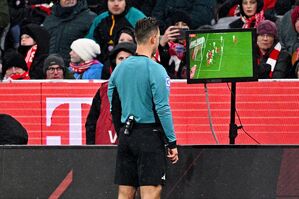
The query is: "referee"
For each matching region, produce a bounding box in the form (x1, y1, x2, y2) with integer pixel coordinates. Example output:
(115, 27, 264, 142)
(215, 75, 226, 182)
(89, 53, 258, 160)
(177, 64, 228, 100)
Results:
(108, 17, 178, 199)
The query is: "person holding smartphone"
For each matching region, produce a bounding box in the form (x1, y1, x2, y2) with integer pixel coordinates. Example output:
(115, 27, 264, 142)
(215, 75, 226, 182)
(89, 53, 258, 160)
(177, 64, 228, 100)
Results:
(158, 9, 191, 79)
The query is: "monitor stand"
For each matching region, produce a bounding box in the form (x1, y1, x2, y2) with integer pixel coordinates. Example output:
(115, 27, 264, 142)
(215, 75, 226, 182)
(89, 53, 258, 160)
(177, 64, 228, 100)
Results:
(229, 82, 241, 144)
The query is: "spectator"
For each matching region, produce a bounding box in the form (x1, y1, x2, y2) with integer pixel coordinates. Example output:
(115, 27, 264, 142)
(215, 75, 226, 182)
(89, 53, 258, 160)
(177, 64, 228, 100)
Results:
(0, 0, 9, 32)
(130, 0, 157, 17)
(86, 0, 145, 63)
(292, 4, 299, 54)
(159, 9, 191, 78)
(6, 0, 27, 49)
(295, 63, 299, 78)
(85, 42, 136, 144)
(43, 54, 66, 79)
(88, 0, 156, 17)
(113, 26, 136, 46)
(218, 0, 278, 19)
(275, 0, 295, 16)
(86, 0, 106, 14)
(69, 38, 103, 79)
(109, 42, 136, 68)
(152, 0, 216, 33)
(278, 2, 299, 54)
(256, 20, 291, 78)
(290, 5, 299, 77)
(43, 0, 96, 64)
(0, 0, 10, 75)
(2, 50, 30, 80)
(18, 23, 49, 79)
(0, 114, 28, 145)
(217, 0, 242, 19)
(229, 0, 265, 28)
(101, 26, 136, 79)
(6, 0, 49, 50)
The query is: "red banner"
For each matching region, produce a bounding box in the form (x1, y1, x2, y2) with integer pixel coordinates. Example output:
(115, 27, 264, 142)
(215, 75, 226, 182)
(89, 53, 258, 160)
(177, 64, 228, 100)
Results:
(1, 80, 299, 145)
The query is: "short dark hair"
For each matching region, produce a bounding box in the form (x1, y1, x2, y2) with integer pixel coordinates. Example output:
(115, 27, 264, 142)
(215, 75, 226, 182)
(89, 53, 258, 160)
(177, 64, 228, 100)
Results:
(135, 17, 159, 44)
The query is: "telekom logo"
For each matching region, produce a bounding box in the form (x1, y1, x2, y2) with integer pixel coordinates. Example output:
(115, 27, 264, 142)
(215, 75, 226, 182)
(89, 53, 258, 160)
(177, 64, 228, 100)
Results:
(46, 98, 92, 145)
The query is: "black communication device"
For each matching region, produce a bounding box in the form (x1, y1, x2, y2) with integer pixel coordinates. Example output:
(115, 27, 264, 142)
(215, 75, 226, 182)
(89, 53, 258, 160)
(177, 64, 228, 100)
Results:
(124, 115, 134, 135)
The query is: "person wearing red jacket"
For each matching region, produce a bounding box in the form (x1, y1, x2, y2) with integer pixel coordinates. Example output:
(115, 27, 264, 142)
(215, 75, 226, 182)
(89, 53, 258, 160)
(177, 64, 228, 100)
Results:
(85, 42, 136, 144)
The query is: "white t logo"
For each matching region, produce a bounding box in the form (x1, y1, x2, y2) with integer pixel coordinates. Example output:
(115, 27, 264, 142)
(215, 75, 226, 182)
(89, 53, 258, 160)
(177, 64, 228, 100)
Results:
(46, 97, 92, 145)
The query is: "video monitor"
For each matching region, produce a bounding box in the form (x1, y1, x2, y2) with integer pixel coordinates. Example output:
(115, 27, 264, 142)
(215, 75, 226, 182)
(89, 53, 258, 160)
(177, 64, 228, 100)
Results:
(186, 28, 258, 83)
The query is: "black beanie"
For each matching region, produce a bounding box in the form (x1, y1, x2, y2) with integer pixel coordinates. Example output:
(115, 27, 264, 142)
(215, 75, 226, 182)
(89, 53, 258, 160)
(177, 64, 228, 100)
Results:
(109, 42, 136, 68)
(2, 50, 28, 76)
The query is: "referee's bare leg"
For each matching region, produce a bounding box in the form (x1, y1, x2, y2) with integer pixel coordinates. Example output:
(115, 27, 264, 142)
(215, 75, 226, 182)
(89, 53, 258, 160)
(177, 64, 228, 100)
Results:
(140, 185, 162, 199)
(118, 185, 136, 199)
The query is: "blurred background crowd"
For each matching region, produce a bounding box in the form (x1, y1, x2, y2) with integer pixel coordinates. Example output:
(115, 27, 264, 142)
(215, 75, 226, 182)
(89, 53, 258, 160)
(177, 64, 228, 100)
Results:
(0, 0, 299, 81)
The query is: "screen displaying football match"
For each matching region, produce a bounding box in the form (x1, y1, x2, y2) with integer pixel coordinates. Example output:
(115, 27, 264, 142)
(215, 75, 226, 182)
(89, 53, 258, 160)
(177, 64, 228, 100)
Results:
(187, 29, 257, 83)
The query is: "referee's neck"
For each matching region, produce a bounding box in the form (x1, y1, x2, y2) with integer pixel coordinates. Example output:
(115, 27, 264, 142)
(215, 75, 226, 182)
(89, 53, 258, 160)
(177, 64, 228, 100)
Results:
(136, 45, 153, 59)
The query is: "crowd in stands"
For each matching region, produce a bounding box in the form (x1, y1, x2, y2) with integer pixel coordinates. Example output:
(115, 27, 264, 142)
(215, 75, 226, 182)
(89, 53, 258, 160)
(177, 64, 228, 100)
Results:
(0, 0, 299, 81)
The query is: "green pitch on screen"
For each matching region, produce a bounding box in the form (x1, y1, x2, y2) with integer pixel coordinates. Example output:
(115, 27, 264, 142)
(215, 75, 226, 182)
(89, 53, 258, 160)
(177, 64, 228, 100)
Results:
(189, 32, 253, 79)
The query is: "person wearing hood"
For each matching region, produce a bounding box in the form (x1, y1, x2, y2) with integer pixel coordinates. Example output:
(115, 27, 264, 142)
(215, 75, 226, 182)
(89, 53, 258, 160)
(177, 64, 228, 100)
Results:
(101, 25, 136, 79)
(158, 9, 191, 79)
(113, 25, 136, 46)
(85, 42, 136, 145)
(43, 0, 96, 65)
(229, 0, 265, 28)
(2, 50, 30, 80)
(86, 0, 145, 63)
(18, 23, 49, 79)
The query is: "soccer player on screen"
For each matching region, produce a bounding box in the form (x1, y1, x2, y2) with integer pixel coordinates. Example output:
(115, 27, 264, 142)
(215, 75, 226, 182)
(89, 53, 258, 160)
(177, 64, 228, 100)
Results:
(233, 35, 238, 44)
(190, 65, 197, 78)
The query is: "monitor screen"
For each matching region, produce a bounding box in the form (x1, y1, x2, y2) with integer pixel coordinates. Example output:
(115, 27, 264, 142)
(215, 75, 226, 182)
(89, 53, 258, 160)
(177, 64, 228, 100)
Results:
(186, 28, 258, 83)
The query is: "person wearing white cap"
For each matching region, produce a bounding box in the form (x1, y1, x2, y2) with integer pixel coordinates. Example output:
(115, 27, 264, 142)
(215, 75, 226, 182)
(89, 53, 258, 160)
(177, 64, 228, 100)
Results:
(69, 38, 103, 79)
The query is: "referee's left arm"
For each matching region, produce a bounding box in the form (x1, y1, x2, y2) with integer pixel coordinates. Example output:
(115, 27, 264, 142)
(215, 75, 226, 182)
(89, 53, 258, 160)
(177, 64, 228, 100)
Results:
(150, 63, 177, 149)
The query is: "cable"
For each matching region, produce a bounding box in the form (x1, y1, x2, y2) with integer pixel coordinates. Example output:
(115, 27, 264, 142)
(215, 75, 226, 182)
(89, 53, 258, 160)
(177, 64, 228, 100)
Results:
(204, 83, 219, 144)
(226, 83, 260, 144)
(235, 110, 261, 144)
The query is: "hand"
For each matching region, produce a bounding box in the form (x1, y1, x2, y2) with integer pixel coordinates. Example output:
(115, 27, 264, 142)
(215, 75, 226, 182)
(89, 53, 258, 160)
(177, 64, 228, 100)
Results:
(159, 26, 180, 47)
(167, 147, 179, 164)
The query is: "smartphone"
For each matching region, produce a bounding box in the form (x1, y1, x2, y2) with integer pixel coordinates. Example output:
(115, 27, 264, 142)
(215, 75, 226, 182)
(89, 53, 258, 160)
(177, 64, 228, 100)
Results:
(177, 28, 189, 40)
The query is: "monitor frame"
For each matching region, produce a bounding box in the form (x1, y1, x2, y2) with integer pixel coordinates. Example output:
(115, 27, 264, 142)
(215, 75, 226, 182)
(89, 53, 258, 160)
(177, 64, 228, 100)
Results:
(186, 28, 258, 84)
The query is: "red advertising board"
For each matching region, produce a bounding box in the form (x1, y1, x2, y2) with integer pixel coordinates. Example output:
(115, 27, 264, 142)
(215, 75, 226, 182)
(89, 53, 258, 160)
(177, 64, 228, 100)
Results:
(1, 80, 299, 145)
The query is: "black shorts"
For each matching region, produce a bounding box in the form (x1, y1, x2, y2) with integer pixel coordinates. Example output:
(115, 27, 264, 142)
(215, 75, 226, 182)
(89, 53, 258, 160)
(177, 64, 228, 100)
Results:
(114, 125, 167, 187)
